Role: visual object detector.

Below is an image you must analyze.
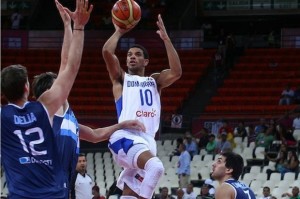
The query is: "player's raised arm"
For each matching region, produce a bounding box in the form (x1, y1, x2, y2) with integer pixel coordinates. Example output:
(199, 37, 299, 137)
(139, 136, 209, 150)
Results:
(56, 0, 73, 73)
(102, 24, 128, 83)
(38, 0, 93, 118)
(152, 14, 182, 91)
(102, 1, 140, 84)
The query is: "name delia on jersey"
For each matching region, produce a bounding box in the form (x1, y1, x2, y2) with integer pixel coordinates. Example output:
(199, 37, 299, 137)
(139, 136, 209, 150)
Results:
(14, 112, 37, 125)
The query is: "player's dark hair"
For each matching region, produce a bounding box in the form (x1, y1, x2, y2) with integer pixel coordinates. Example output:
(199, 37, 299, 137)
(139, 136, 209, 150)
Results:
(130, 44, 149, 59)
(32, 72, 57, 99)
(222, 152, 244, 180)
(1, 64, 28, 102)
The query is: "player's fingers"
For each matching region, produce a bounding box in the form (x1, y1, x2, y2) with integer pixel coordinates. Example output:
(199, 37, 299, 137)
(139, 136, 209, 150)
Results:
(64, 8, 74, 19)
(138, 122, 146, 132)
(55, 0, 63, 10)
(76, 0, 80, 11)
(87, 4, 93, 14)
(84, 0, 88, 11)
(79, 0, 84, 12)
(158, 14, 162, 21)
(159, 14, 165, 27)
(156, 21, 161, 29)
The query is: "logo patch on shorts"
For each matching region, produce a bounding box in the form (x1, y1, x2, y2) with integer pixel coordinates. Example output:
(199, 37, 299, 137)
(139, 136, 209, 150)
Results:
(135, 173, 144, 182)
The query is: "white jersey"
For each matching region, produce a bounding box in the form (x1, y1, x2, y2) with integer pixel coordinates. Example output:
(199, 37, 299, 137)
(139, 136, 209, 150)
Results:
(118, 73, 161, 137)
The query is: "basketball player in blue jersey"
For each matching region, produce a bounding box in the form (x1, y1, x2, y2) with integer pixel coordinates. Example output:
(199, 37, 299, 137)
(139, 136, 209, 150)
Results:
(31, 3, 145, 198)
(211, 152, 256, 199)
(102, 14, 182, 199)
(32, 72, 146, 199)
(1, 0, 93, 198)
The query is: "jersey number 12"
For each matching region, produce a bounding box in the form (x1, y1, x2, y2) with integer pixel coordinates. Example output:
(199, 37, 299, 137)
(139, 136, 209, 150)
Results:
(14, 127, 47, 156)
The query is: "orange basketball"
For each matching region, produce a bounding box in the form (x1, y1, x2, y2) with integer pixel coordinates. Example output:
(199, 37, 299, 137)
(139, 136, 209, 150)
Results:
(111, 0, 141, 29)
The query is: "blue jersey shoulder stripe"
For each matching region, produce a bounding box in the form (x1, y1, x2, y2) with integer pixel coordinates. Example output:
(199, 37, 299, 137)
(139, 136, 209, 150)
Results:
(60, 129, 78, 142)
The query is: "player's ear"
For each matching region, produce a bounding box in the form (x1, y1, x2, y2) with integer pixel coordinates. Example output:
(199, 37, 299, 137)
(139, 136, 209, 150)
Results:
(144, 59, 149, 66)
(24, 80, 30, 93)
(226, 168, 233, 174)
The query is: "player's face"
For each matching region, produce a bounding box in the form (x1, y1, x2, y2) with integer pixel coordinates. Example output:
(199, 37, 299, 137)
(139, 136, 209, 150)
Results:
(211, 155, 227, 180)
(126, 48, 148, 72)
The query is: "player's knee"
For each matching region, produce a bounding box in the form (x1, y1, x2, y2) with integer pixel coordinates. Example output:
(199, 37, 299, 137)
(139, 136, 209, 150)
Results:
(140, 157, 164, 198)
(145, 157, 164, 179)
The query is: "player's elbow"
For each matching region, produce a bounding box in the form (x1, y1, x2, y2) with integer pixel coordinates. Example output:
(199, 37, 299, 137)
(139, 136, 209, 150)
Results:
(102, 45, 114, 57)
(173, 66, 182, 80)
(102, 47, 110, 57)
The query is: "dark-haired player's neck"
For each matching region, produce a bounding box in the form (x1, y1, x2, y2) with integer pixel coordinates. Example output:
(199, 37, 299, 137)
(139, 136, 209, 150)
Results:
(10, 97, 27, 107)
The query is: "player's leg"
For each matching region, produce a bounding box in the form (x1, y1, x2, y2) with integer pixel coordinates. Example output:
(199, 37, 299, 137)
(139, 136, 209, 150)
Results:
(136, 150, 164, 199)
(116, 145, 164, 199)
(108, 132, 163, 198)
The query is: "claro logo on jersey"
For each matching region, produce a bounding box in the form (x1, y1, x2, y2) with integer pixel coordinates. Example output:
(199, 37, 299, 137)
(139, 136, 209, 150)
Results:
(19, 157, 52, 165)
(136, 109, 157, 117)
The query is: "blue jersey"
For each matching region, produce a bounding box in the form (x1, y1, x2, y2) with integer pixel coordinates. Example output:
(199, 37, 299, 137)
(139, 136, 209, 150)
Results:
(1, 102, 65, 199)
(53, 105, 79, 199)
(225, 179, 256, 199)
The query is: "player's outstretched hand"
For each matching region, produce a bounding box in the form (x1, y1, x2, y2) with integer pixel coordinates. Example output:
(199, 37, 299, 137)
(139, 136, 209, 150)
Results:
(62, 0, 93, 28)
(156, 14, 170, 41)
(55, 0, 71, 26)
(121, 120, 146, 133)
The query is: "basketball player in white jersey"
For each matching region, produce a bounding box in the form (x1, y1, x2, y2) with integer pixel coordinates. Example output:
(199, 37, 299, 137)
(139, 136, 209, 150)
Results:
(102, 14, 182, 199)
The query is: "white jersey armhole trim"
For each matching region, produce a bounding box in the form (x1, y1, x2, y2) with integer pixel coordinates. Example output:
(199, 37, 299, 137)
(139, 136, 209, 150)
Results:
(54, 101, 69, 117)
(40, 102, 53, 126)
